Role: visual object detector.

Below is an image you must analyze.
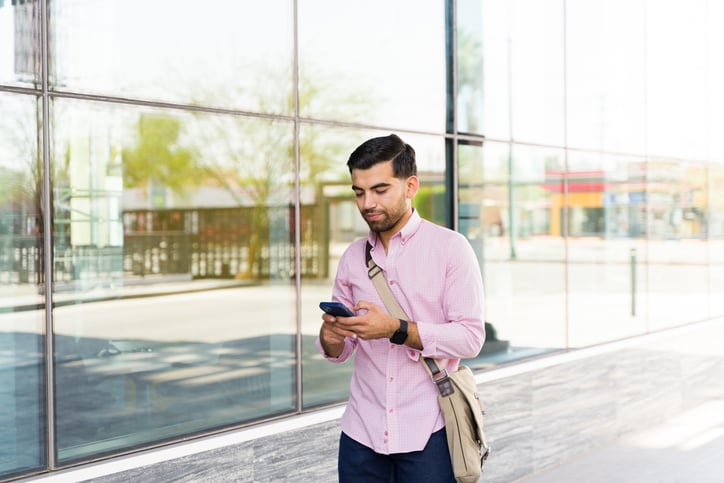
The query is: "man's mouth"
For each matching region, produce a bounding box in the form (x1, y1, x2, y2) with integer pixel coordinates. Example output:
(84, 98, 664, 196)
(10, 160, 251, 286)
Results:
(365, 211, 383, 221)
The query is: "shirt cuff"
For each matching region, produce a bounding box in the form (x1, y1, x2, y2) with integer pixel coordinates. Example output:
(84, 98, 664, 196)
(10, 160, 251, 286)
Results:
(315, 336, 355, 362)
(415, 321, 437, 358)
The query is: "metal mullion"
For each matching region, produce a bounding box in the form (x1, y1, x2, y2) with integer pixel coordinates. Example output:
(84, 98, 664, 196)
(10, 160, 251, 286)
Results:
(562, 0, 570, 350)
(292, 0, 303, 415)
(447, 0, 459, 231)
(39, 0, 56, 470)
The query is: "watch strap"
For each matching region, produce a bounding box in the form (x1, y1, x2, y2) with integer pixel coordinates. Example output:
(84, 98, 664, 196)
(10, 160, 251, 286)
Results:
(391, 319, 408, 344)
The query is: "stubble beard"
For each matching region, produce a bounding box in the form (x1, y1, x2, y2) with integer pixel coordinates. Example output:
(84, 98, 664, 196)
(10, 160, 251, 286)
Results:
(365, 212, 393, 233)
(363, 206, 406, 234)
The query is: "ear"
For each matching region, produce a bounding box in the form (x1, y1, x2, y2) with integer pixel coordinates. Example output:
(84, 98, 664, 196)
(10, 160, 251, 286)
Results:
(405, 176, 419, 199)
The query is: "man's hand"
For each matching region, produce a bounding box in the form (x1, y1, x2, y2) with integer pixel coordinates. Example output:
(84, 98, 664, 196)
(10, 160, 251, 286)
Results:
(332, 301, 398, 340)
(319, 312, 356, 358)
(332, 301, 423, 349)
(320, 300, 423, 353)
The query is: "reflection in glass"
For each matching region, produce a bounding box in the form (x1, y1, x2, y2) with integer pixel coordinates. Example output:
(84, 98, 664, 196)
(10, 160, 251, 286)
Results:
(0, 0, 38, 86)
(646, 2, 708, 160)
(646, 160, 709, 331)
(2, 0, 724, 475)
(0, 94, 46, 478)
(565, 151, 648, 346)
(707, 3, 724, 161)
(298, 126, 358, 408)
(566, 0, 646, 154)
(298, 0, 446, 132)
(51, 99, 297, 462)
(456, 0, 484, 134)
(710, 163, 724, 317)
(460, 141, 566, 365)
(476, 0, 565, 145)
(51, 0, 294, 114)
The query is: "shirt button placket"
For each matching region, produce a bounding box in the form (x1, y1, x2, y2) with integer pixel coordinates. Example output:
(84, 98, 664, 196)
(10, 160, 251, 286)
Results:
(385, 350, 398, 452)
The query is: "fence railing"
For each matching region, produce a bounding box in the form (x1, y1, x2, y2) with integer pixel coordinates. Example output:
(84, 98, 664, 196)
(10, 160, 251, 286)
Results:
(0, 206, 325, 286)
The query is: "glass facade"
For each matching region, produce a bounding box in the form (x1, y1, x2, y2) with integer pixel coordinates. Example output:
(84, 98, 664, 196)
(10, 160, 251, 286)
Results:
(1, 0, 723, 478)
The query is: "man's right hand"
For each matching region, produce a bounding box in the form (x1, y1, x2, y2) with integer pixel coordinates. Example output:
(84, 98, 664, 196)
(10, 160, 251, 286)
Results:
(319, 313, 355, 357)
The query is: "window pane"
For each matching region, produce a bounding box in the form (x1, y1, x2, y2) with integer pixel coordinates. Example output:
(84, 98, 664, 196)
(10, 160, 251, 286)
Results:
(566, 150, 648, 346)
(456, 0, 484, 134)
(300, 128, 446, 408)
(566, 0, 646, 154)
(707, 2, 724, 161)
(0, 93, 46, 478)
(646, 1, 708, 160)
(51, 99, 296, 462)
(646, 160, 709, 331)
(51, 0, 294, 114)
(704, 1, 723, 317)
(299, 126, 361, 408)
(711, 163, 724, 316)
(477, 0, 565, 145)
(460, 141, 566, 366)
(298, 0, 446, 132)
(0, 1, 38, 87)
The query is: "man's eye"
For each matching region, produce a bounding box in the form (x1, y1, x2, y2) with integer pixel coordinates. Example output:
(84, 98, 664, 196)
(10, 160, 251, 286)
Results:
(375, 190, 387, 195)
(354, 191, 363, 198)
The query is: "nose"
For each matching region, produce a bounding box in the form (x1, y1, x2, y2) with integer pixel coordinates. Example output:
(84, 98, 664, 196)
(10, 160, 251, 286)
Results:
(362, 193, 376, 210)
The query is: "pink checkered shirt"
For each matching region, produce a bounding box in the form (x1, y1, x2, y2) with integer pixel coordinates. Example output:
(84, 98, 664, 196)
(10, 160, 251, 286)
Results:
(316, 210, 485, 454)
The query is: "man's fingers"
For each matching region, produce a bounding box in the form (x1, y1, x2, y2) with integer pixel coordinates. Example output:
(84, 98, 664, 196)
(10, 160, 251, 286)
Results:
(323, 320, 356, 340)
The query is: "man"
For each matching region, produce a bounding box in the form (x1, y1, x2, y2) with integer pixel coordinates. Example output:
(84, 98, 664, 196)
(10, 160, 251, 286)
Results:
(316, 134, 485, 482)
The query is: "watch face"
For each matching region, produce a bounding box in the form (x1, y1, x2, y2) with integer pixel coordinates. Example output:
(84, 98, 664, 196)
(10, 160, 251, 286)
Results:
(390, 320, 408, 344)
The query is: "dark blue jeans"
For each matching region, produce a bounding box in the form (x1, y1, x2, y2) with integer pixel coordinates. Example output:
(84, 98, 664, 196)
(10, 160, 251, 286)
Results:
(338, 428, 455, 483)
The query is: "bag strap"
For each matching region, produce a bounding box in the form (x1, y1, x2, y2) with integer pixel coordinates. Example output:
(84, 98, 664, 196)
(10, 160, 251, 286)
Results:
(365, 241, 455, 397)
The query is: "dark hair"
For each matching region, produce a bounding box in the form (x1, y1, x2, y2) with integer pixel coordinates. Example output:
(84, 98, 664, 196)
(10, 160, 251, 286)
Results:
(346, 134, 417, 178)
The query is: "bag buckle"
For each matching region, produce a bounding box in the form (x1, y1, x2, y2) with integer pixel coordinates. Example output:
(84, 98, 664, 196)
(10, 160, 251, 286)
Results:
(432, 369, 455, 397)
(367, 264, 383, 279)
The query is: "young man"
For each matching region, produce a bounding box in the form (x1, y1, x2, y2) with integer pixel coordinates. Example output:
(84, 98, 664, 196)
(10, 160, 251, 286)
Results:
(317, 134, 485, 482)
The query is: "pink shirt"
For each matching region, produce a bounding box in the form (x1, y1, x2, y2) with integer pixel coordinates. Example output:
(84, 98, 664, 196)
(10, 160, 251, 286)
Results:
(316, 210, 485, 454)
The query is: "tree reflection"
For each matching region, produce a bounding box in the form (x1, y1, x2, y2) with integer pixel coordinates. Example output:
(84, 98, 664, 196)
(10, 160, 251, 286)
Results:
(0, 96, 41, 286)
(176, 69, 365, 279)
(122, 114, 201, 200)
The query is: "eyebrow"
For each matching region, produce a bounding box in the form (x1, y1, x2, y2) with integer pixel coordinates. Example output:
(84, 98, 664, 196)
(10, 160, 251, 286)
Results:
(352, 182, 393, 191)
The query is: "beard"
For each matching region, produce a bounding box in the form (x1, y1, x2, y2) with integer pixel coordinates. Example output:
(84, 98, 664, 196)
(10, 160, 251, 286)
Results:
(363, 203, 408, 234)
(364, 211, 395, 233)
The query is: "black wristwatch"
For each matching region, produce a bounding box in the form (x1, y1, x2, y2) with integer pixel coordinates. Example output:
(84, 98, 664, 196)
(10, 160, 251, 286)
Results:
(390, 319, 409, 345)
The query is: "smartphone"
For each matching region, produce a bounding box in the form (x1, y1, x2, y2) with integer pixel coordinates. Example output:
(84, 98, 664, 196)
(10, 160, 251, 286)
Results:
(319, 301, 355, 317)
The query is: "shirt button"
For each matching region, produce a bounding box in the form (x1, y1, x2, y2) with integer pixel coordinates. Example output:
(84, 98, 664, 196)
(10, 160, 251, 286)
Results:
(384, 431, 388, 436)
(390, 280, 395, 285)
(389, 408, 394, 413)
(389, 377, 394, 382)
(384, 439, 388, 444)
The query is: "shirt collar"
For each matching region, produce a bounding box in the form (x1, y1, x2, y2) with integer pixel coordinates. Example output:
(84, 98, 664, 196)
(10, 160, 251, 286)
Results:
(366, 208, 422, 249)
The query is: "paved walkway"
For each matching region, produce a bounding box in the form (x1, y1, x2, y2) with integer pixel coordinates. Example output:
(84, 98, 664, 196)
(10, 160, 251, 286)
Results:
(517, 397, 724, 483)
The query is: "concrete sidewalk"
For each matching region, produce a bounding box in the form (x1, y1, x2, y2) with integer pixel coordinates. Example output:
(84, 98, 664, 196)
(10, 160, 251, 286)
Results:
(516, 398, 724, 483)
(0, 276, 251, 312)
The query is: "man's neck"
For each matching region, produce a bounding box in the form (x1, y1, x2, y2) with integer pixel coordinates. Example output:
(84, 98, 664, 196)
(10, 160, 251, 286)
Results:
(377, 208, 413, 253)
